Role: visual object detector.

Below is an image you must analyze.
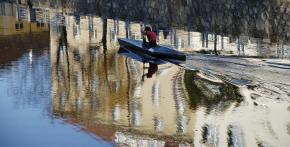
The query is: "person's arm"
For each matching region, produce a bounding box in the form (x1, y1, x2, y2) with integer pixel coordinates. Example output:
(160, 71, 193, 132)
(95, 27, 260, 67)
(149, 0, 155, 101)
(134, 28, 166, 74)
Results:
(142, 31, 147, 42)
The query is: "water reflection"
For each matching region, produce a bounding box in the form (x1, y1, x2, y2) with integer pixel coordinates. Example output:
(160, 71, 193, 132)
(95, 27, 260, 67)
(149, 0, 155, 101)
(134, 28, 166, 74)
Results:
(49, 0, 290, 58)
(146, 63, 158, 78)
(2, 1, 290, 58)
(184, 70, 243, 113)
(1, 1, 290, 147)
(49, 13, 245, 144)
(5, 49, 51, 109)
(50, 15, 198, 143)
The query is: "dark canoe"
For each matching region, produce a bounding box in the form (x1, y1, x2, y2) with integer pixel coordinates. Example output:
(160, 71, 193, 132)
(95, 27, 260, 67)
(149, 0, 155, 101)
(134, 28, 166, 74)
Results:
(118, 38, 186, 61)
(118, 47, 167, 65)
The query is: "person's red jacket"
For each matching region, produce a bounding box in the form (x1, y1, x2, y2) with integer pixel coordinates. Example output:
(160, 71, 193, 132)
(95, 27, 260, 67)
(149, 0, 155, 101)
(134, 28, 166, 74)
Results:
(146, 31, 157, 43)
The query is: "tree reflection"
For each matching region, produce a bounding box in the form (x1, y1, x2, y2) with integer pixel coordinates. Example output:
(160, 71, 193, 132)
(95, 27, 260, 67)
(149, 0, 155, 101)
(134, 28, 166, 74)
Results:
(184, 70, 243, 113)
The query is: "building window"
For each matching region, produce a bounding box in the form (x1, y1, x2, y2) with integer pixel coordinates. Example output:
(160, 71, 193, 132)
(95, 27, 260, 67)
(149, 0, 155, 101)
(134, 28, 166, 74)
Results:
(15, 22, 24, 31)
(37, 22, 45, 28)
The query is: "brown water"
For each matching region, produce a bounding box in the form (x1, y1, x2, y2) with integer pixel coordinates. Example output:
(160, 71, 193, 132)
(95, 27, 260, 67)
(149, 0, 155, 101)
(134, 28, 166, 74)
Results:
(49, 27, 245, 146)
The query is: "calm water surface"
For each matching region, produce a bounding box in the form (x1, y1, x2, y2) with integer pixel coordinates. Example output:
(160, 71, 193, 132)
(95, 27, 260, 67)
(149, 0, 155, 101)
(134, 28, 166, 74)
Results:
(1, 1, 290, 147)
(0, 48, 113, 147)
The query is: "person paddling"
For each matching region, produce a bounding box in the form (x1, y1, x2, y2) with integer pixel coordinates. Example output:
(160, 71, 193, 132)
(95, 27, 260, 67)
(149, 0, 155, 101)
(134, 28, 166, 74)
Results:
(142, 26, 158, 78)
(142, 26, 157, 49)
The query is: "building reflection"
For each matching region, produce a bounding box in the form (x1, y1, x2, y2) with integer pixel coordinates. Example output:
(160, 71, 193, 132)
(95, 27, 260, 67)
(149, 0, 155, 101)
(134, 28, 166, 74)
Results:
(0, 1, 49, 65)
(0, 1, 289, 146)
(1, 1, 289, 144)
(50, 14, 196, 144)
(50, 0, 290, 58)
(0, 2, 49, 35)
(50, 13, 247, 145)
(0, 2, 51, 112)
(2, 0, 290, 57)
(46, 7, 288, 58)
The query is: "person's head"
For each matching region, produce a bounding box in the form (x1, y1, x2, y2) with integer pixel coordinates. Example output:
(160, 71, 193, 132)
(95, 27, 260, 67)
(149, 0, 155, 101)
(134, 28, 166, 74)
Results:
(145, 26, 151, 32)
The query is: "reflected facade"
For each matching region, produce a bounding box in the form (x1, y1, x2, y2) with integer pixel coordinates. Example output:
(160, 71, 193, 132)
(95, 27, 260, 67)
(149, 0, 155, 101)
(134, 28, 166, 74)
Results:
(2, 0, 290, 57)
(49, 15, 247, 145)
(47, 0, 290, 58)
(0, 2, 49, 65)
(1, 1, 290, 147)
